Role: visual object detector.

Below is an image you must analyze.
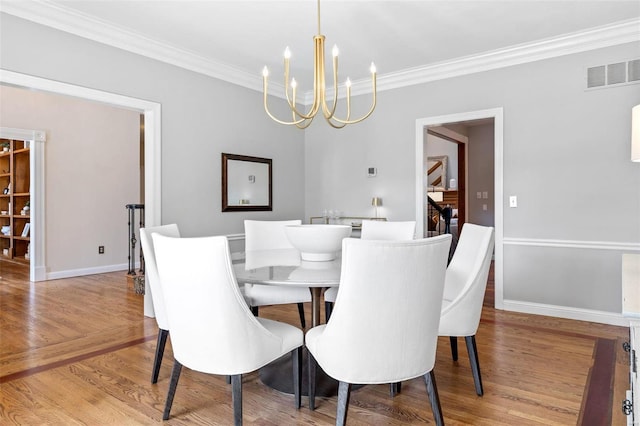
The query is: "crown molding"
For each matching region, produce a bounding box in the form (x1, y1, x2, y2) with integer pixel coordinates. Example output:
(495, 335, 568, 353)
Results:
(3, 1, 639, 105)
(1, 0, 262, 92)
(371, 18, 640, 96)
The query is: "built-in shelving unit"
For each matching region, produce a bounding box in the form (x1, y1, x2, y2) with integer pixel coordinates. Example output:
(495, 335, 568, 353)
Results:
(0, 139, 30, 262)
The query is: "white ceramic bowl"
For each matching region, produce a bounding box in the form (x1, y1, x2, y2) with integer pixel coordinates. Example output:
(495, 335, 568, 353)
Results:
(284, 224, 352, 261)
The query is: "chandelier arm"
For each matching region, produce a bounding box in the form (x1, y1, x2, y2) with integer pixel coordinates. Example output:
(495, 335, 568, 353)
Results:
(295, 116, 315, 129)
(292, 103, 314, 127)
(263, 80, 311, 126)
(282, 55, 319, 120)
(328, 77, 377, 125)
(321, 53, 339, 120)
(324, 116, 348, 129)
(287, 98, 319, 121)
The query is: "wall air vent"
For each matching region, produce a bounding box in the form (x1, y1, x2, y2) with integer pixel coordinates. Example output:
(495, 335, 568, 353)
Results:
(587, 66, 606, 88)
(586, 58, 640, 89)
(629, 59, 640, 82)
(607, 62, 626, 85)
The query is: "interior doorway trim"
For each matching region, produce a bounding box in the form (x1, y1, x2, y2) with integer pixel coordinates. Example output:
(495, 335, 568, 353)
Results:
(415, 107, 504, 309)
(0, 70, 161, 314)
(0, 126, 45, 282)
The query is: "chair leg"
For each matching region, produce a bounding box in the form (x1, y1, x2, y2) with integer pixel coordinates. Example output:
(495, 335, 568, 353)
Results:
(465, 335, 484, 396)
(297, 303, 306, 328)
(151, 328, 169, 384)
(449, 336, 458, 361)
(162, 360, 183, 420)
(424, 370, 444, 426)
(336, 381, 352, 426)
(231, 374, 242, 426)
(251, 306, 259, 316)
(390, 381, 402, 397)
(308, 351, 317, 410)
(325, 301, 333, 321)
(292, 347, 302, 409)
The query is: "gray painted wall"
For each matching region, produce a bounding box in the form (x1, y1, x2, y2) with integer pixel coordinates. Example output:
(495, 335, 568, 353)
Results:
(0, 86, 140, 274)
(2, 12, 639, 321)
(304, 42, 640, 318)
(467, 123, 495, 227)
(0, 13, 306, 246)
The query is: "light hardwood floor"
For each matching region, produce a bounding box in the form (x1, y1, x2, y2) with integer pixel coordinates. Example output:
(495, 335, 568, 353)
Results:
(0, 260, 631, 425)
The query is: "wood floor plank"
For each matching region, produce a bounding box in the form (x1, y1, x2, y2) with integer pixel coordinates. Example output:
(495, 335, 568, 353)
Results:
(0, 260, 631, 425)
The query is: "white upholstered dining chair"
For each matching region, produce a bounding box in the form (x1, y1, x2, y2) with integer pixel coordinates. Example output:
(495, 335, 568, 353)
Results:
(152, 234, 304, 424)
(306, 235, 451, 426)
(139, 223, 181, 384)
(439, 223, 494, 396)
(323, 220, 416, 320)
(243, 220, 311, 328)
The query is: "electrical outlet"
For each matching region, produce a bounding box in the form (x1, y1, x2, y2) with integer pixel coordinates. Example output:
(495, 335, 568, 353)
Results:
(98, 246, 105, 254)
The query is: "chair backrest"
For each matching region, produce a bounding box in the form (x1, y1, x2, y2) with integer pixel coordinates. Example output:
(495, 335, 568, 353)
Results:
(244, 219, 302, 250)
(439, 223, 494, 336)
(139, 224, 181, 330)
(312, 235, 451, 383)
(361, 220, 416, 240)
(152, 234, 289, 375)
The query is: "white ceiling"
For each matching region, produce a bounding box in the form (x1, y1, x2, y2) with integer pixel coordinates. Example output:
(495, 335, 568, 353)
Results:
(3, 1, 640, 95)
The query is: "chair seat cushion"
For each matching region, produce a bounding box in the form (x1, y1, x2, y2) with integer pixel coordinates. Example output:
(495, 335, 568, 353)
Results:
(324, 287, 338, 303)
(244, 284, 311, 306)
(257, 317, 304, 354)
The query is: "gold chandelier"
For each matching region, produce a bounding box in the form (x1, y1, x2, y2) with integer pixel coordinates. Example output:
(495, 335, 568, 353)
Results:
(262, 0, 377, 129)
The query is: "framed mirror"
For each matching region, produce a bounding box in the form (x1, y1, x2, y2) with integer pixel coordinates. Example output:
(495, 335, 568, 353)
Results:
(222, 153, 272, 212)
(426, 155, 447, 190)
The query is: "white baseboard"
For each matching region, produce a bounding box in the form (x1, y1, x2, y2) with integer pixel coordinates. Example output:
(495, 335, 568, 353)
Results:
(46, 262, 133, 280)
(503, 299, 629, 327)
(34, 266, 47, 282)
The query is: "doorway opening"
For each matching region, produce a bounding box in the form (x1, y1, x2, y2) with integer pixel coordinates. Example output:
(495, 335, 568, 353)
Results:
(415, 108, 504, 309)
(0, 70, 161, 317)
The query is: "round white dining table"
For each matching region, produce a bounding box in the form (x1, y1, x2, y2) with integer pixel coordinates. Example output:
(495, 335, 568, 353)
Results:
(233, 248, 341, 327)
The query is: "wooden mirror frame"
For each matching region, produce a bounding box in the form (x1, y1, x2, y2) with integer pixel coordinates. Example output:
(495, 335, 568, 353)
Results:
(222, 153, 272, 212)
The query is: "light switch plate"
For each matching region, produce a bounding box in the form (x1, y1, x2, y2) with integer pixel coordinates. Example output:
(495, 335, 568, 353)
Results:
(509, 196, 518, 208)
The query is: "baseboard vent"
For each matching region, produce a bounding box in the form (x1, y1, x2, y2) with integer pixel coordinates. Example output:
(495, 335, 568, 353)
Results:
(587, 58, 640, 89)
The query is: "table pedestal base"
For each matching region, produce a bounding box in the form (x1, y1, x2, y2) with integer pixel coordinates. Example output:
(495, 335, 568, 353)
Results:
(260, 348, 340, 397)
(260, 347, 366, 397)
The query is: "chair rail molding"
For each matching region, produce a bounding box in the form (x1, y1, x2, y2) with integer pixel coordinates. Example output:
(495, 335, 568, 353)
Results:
(503, 237, 640, 251)
(503, 237, 640, 327)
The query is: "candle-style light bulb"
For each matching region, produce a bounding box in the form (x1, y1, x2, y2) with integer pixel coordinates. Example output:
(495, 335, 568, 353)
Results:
(345, 78, 352, 88)
(284, 46, 291, 59)
(291, 78, 297, 89)
(332, 44, 339, 57)
(262, 66, 269, 77)
(370, 62, 377, 74)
